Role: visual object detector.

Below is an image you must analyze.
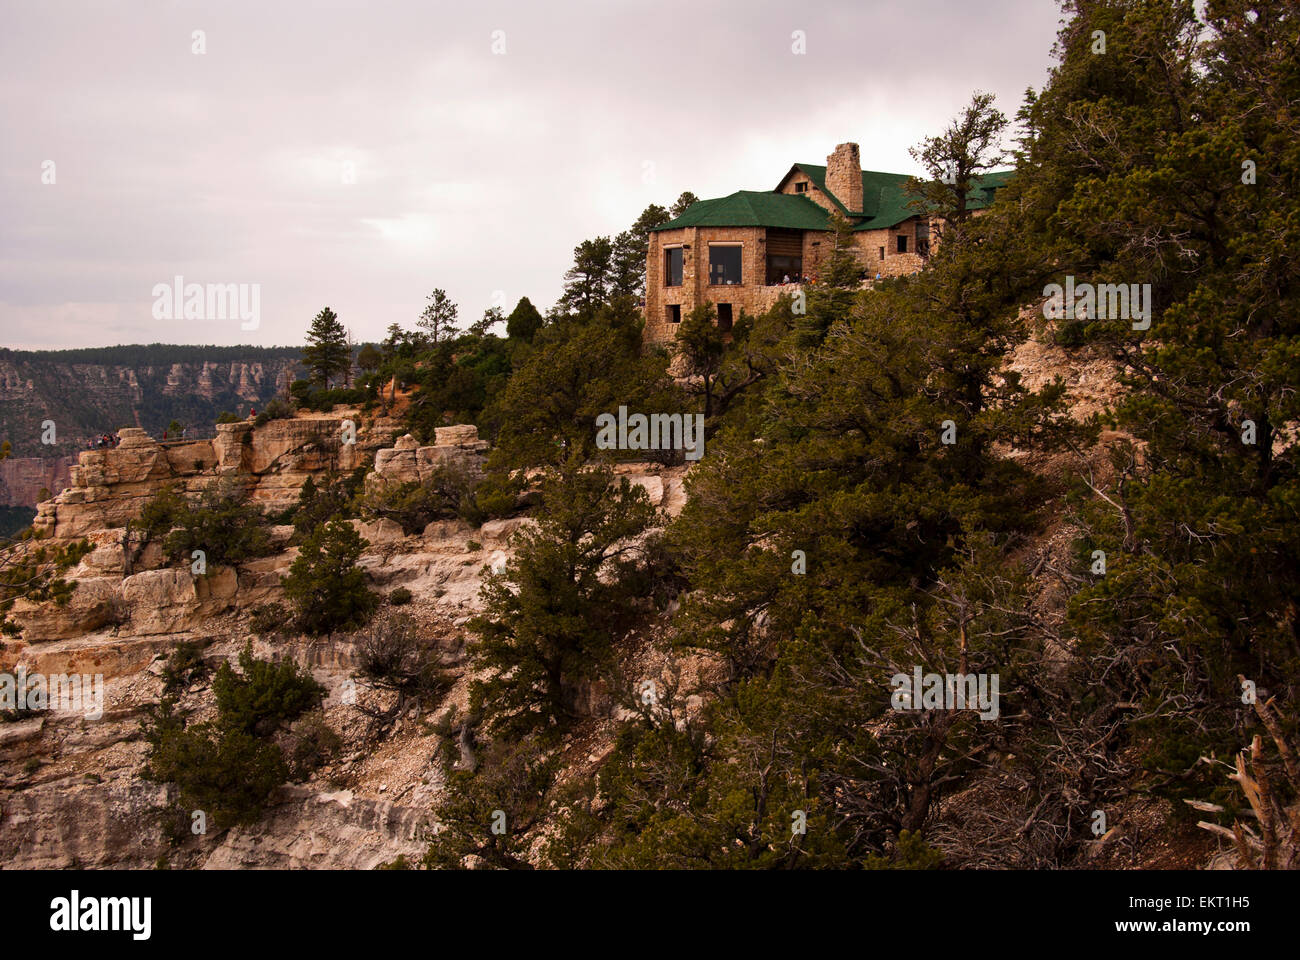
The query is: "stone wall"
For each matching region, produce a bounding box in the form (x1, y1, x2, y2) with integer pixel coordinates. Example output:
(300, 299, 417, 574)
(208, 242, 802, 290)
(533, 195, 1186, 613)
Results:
(646, 225, 800, 344)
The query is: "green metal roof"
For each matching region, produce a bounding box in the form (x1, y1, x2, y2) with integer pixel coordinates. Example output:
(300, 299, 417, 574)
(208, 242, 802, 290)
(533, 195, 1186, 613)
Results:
(650, 165, 1013, 234)
(650, 191, 832, 231)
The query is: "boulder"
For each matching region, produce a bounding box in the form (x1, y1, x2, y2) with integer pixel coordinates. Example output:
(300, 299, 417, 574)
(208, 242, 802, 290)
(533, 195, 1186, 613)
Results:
(8, 578, 123, 642)
(350, 518, 405, 544)
(478, 517, 536, 544)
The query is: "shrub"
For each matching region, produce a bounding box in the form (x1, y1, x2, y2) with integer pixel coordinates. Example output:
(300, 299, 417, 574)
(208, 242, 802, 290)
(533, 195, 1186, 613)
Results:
(389, 586, 413, 606)
(136, 484, 187, 544)
(161, 639, 210, 695)
(212, 644, 325, 737)
(216, 411, 241, 424)
(290, 469, 366, 543)
(356, 461, 478, 535)
(249, 603, 288, 636)
(253, 397, 293, 428)
(282, 519, 377, 634)
(289, 381, 367, 413)
(142, 643, 332, 833)
(142, 699, 289, 832)
(354, 611, 448, 701)
(144, 479, 272, 568)
(465, 540, 481, 552)
(458, 470, 523, 525)
(286, 713, 342, 780)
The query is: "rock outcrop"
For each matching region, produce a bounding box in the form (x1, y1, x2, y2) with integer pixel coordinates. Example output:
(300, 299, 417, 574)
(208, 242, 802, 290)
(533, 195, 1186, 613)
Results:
(32, 413, 400, 541)
(369, 426, 490, 491)
(0, 404, 702, 870)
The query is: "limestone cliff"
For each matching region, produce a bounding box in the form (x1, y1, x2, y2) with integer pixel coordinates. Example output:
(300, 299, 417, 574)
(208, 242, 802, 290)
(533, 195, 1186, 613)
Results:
(0, 407, 687, 868)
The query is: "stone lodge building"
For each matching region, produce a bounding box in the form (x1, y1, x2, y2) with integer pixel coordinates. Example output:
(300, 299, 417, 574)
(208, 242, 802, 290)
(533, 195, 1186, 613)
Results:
(644, 142, 1011, 344)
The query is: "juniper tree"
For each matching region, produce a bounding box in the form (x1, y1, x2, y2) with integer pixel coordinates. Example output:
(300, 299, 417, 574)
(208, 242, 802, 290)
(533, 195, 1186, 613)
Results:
(904, 90, 1008, 238)
(468, 467, 658, 739)
(504, 296, 543, 342)
(282, 519, 376, 634)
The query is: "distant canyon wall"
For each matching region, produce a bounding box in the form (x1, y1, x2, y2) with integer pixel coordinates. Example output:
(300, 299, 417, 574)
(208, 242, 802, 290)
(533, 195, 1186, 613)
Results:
(0, 350, 304, 463)
(0, 455, 76, 507)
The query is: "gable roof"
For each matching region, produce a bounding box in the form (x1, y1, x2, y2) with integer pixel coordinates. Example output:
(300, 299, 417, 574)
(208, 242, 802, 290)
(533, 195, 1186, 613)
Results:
(649, 191, 831, 232)
(656, 162, 1014, 234)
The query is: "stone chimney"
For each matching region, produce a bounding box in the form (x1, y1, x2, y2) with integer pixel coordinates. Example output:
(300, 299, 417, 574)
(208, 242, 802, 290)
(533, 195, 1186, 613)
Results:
(825, 142, 863, 214)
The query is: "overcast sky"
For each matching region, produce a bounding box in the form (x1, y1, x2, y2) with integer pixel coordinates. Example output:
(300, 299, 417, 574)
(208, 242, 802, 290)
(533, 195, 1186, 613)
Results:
(0, 0, 1064, 351)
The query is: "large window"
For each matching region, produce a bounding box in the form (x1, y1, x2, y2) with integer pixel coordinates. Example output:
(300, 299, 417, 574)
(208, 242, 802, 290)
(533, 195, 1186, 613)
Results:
(709, 245, 743, 285)
(765, 255, 803, 285)
(664, 247, 683, 287)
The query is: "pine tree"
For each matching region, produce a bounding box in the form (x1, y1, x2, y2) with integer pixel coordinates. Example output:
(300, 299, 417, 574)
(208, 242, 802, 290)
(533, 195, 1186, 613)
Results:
(417, 289, 460, 343)
(559, 237, 613, 317)
(302, 307, 351, 388)
(610, 203, 672, 299)
(904, 90, 1008, 239)
(670, 191, 700, 218)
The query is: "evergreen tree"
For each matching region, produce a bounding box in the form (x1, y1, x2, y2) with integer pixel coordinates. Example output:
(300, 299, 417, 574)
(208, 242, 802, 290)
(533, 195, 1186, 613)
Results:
(282, 519, 377, 634)
(675, 304, 725, 420)
(670, 191, 700, 218)
(611, 203, 672, 299)
(469, 467, 658, 738)
(356, 343, 382, 373)
(417, 289, 461, 344)
(559, 237, 613, 317)
(905, 91, 1008, 237)
(485, 309, 676, 471)
(302, 307, 351, 388)
(505, 296, 543, 342)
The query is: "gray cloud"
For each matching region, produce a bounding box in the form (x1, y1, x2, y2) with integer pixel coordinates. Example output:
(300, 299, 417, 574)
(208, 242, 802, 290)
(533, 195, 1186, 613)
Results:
(0, 0, 1063, 349)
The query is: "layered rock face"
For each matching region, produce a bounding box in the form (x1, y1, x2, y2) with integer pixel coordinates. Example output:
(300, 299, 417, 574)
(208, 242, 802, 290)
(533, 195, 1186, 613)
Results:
(0, 407, 694, 869)
(32, 413, 400, 541)
(0, 456, 75, 508)
(368, 425, 490, 491)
